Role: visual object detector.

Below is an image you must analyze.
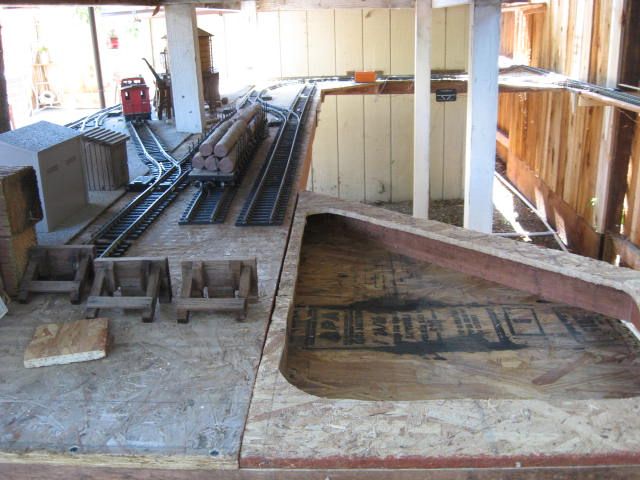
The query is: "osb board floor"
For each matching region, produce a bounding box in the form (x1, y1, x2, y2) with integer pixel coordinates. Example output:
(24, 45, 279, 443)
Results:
(0, 84, 317, 470)
(241, 192, 640, 470)
(285, 215, 640, 401)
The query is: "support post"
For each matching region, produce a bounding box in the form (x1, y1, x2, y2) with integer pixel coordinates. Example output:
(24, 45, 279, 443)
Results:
(0, 25, 10, 133)
(165, 4, 205, 133)
(463, 0, 501, 233)
(412, 0, 432, 219)
(88, 7, 106, 109)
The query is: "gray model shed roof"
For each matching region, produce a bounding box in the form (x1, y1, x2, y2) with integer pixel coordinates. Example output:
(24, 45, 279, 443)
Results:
(0, 121, 82, 153)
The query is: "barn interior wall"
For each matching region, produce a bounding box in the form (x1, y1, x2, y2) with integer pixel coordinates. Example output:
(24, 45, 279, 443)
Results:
(497, 0, 640, 259)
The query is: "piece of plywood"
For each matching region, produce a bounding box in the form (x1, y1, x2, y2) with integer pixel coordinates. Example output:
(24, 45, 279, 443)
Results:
(429, 97, 445, 199)
(337, 95, 365, 201)
(390, 94, 413, 202)
(443, 94, 467, 199)
(307, 9, 336, 76)
(363, 8, 390, 74)
(257, 12, 281, 80)
(24, 318, 109, 369)
(335, 9, 363, 75)
(390, 8, 414, 75)
(364, 95, 391, 202)
(312, 96, 339, 197)
(279, 10, 308, 77)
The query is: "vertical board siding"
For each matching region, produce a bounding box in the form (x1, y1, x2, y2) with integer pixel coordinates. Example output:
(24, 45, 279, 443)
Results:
(336, 95, 365, 200)
(390, 9, 414, 75)
(335, 9, 363, 75)
(308, 6, 469, 203)
(308, 10, 336, 76)
(279, 11, 309, 77)
(443, 95, 467, 199)
(391, 94, 414, 202)
(364, 95, 392, 202)
(256, 12, 282, 79)
(363, 9, 390, 73)
(311, 96, 339, 197)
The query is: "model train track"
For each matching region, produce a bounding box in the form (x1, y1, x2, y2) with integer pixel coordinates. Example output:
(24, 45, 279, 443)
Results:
(90, 122, 188, 257)
(179, 184, 235, 224)
(66, 104, 122, 131)
(236, 82, 315, 226)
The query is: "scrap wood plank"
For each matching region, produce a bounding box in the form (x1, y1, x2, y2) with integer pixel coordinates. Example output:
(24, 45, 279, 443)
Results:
(176, 258, 258, 323)
(18, 245, 95, 304)
(23, 318, 109, 369)
(86, 257, 171, 323)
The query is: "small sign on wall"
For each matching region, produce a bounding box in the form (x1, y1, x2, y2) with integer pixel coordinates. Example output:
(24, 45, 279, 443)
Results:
(436, 89, 457, 102)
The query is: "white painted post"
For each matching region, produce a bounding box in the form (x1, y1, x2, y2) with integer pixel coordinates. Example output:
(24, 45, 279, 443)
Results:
(413, 0, 432, 219)
(463, 0, 501, 233)
(165, 4, 205, 134)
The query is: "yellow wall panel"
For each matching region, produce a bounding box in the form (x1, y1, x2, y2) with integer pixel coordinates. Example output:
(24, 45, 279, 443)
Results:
(431, 8, 446, 70)
(279, 11, 308, 77)
(312, 96, 339, 197)
(390, 9, 414, 75)
(429, 98, 445, 199)
(390, 94, 413, 202)
(364, 95, 391, 202)
(337, 95, 365, 200)
(442, 95, 468, 199)
(444, 6, 469, 70)
(363, 9, 390, 74)
(257, 12, 281, 80)
(335, 9, 363, 75)
(308, 10, 336, 76)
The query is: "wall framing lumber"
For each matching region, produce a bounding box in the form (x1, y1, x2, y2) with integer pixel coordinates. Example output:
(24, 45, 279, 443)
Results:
(412, 0, 431, 218)
(505, 150, 602, 257)
(5, 464, 640, 480)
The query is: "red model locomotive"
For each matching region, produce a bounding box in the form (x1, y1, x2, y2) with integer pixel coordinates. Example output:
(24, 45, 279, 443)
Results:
(120, 77, 151, 122)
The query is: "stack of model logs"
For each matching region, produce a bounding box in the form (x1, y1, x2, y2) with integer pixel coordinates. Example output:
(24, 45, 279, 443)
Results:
(192, 103, 264, 175)
(0, 166, 42, 296)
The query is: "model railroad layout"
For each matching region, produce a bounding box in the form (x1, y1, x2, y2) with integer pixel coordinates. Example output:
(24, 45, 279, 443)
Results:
(180, 81, 316, 226)
(64, 81, 317, 258)
(179, 102, 267, 225)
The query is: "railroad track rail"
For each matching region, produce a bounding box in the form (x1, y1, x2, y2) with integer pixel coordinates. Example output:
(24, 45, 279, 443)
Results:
(236, 82, 315, 226)
(66, 104, 122, 131)
(90, 122, 188, 257)
(179, 184, 235, 224)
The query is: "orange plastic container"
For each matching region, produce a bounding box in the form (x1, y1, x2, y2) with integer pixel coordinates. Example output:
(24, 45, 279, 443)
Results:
(354, 71, 377, 83)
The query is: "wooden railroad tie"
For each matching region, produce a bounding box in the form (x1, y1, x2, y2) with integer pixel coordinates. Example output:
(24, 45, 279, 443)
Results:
(18, 245, 95, 304)
(176, 258, 258, 323)
(85, 257, 172, 323)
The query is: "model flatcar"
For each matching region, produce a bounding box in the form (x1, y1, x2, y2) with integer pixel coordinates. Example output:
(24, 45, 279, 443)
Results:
(120, 77, 151, 122)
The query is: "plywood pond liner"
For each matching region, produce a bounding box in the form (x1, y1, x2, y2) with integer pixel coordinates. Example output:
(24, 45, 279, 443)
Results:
(241, 192, 640, 469)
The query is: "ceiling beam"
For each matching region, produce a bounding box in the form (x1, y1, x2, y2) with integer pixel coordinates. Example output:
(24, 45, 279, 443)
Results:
(7, 1, 240, 7)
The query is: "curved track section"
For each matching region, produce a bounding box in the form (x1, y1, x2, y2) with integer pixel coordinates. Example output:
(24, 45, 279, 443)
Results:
(66, 105, 122, 131)
(236, 83, 316, 226)
(90, 122, 187, 257)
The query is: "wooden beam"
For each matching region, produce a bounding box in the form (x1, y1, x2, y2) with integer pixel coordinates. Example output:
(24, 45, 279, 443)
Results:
(412, 0, 431, 219)
(605, 233, 640, 270)
(257, 0, 414, 10)
(463, 0, 501, 233)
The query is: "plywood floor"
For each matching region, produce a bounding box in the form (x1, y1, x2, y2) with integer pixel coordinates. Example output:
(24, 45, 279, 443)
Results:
(284, 215, 640, 401)
(0, 85, 312, 468)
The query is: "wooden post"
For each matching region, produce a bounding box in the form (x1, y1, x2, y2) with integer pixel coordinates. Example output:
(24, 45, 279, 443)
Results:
(593, 0, 623, 234)
(412, 0, 431, 219)
(0, 25, 10, 133)
(602, 0, 640, 243)
(463, 0, 501, 233)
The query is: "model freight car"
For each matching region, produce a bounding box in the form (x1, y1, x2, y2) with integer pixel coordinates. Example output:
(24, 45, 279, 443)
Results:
(120, 77, 151, 122)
